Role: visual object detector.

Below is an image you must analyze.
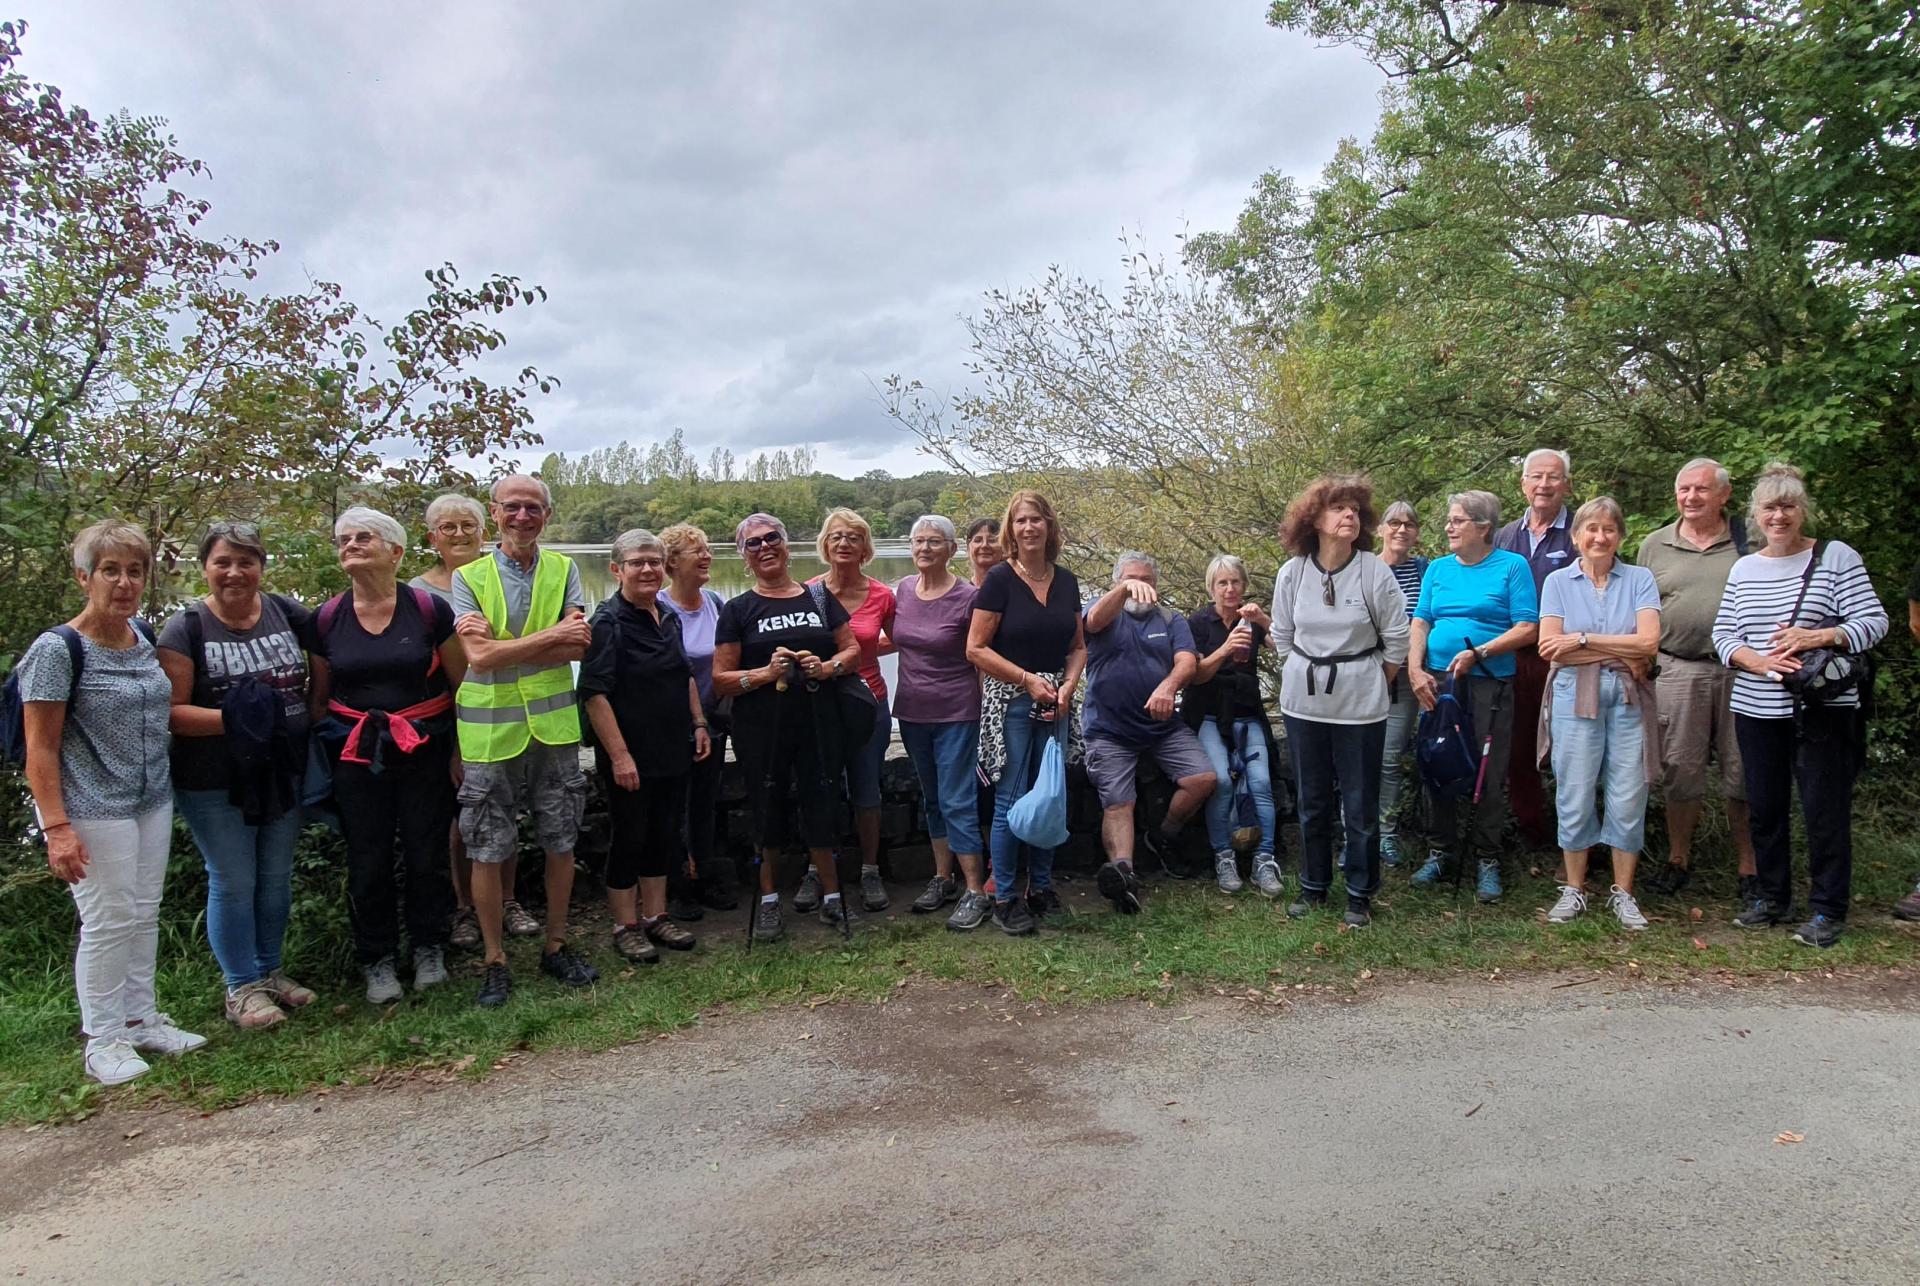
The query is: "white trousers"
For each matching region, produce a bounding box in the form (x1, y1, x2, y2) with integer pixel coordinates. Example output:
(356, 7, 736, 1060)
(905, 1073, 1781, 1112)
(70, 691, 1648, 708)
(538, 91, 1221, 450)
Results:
(67, 805, 173, 1039)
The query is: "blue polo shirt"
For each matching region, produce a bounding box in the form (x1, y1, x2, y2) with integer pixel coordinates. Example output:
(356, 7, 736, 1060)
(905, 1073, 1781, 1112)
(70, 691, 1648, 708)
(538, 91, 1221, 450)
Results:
(1495, 507, 1574, 595)
(1414, 549, 1539, 679)
(1539, 561, 1660, 637)
(1082, 605, 1196, 747)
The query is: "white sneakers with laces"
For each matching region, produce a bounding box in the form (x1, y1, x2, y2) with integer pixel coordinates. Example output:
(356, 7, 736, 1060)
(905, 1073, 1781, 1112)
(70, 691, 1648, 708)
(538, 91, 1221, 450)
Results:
(1547, 886, 1587, 923)
(127, 1013, 207, 1057)
(1607, 885, 1649, 932)
(84, 1038, 151, 1086)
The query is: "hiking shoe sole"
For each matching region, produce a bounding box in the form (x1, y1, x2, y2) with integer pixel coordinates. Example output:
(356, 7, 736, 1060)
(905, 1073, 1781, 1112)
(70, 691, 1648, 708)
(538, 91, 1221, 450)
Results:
(1096, 862, 1142, 915)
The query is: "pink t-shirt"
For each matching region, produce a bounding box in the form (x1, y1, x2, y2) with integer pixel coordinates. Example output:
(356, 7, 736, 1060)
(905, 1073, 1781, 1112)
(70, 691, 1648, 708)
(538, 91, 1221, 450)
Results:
(810, 574, 896, 703)
(890, 574, 980, 723)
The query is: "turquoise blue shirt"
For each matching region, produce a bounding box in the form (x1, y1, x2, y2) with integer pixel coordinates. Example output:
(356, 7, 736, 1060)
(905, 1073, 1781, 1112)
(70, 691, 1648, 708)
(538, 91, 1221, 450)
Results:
(1414, 548, 1539, 679)
(1539, 561, 1660, 638)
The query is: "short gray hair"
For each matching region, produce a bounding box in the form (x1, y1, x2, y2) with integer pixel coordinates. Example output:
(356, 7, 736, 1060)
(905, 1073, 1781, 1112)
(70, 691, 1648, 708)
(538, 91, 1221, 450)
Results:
(1675, 457, 1731, 491)
(490, 474, 553, 509)
(1571, 496, 1625, 534)
(425, 493, 486, 532)
(1382, 500, 1418, 527)
(1204, 554, 1248, 588)
(1447, 490, 1502, 533)
(611, 528, 666, 563)
(1112, 550, 1158, 583)
(335, 506, 407, 552)
(72, 519, 152, 577)
(909, 514, 957, 547)
(733, 512, 789, 553)
(1521, 448, 1571, 478)
(1748, 462, 1811, 528)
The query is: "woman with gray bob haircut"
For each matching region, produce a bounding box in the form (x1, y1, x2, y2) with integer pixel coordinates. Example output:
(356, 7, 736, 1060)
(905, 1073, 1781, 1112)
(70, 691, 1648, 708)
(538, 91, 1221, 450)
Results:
(1376, 501, 1428, 866)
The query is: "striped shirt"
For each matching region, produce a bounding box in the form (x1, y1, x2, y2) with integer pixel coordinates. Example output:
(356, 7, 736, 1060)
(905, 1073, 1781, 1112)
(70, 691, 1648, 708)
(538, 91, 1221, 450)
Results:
(1710, 540, 1887, 718)
(1385, 556, 1426, 618)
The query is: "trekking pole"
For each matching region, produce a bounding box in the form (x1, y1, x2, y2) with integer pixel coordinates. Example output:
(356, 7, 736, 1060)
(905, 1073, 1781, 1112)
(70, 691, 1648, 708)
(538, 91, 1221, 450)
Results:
(745, 656, 792, 954)
(802, 671, 855, 945)
(1449, 642, 1508, 900)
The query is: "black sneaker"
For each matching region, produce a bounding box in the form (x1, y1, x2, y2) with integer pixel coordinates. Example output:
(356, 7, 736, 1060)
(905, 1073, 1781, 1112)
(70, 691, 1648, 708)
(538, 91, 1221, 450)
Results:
(1027, 888, 1065, 923)
(1738, 874, 1762, 905)
(475, 962, 512, 1008)
(1096, 861, 1143, 914)
(993, 897, 1037, 936)
(1646, 863, 1691, 897)
(1790, 914, 1843, 949)
(1137, 828, 1191, 879)
(1344, 896, 1372, 928)
(667, 894, 705, 923)
(539, 946, 599, 987)
(1732, 898, 1788, 930)
(1288, 890, 1328, 919)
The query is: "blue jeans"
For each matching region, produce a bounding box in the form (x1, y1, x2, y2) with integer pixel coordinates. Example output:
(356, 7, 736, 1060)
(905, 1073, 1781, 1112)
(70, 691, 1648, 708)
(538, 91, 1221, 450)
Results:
(1549, 668, 1649, 853)
(899, 718, 984, 855)
(990, 694, 1056, 898)
(1379, 678, 1420, 837)
(1194, 718, 1277, 857)
(845, 697, 890, 810)
(174, 789, 301, 989)
(1283, 715, 1387, 899)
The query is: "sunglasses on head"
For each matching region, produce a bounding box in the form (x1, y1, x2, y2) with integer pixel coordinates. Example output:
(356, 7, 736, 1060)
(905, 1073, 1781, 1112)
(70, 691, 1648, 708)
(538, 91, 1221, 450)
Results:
(742, 531, 785, 552)
(207, 520, 261, 543)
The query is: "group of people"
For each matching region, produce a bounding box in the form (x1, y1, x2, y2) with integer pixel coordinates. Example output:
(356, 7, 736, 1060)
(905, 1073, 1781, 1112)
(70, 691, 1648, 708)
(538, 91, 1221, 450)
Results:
(15, 453, 1911, 1087)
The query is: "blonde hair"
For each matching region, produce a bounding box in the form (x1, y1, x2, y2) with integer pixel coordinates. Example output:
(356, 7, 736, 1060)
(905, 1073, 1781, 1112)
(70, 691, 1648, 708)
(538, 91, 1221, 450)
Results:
(1748, 462, 1811, 529)
(815, 507, 874, 564)
(72, 519, 152, 577)
(999, 490, 1063, 563)
(425, 494, 486, 534)
(659, 523, 711, 573)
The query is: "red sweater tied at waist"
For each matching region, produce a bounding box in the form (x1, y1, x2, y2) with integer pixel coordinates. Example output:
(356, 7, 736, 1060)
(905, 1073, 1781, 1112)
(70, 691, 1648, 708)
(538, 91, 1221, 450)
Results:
(328, 693, 454, 766)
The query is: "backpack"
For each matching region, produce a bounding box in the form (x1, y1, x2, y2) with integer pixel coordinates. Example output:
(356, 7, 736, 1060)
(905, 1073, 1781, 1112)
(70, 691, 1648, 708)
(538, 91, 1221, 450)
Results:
(1415, 676, 1480, 801)
(3, 619, 158, 766)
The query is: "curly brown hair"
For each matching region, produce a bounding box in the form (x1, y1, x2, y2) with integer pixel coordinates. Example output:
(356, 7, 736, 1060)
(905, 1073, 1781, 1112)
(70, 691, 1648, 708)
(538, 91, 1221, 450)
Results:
(1279, 475, 1378, 557)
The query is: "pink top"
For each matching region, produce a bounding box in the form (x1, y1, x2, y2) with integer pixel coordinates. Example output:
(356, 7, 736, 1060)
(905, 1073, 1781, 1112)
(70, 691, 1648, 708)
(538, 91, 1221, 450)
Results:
(809, 574, 896, 703)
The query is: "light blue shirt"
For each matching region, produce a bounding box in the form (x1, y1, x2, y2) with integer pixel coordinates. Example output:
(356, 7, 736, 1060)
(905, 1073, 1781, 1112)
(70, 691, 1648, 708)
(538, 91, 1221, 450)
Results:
(1414, 548, 1538, 679)
(1539, 560, 1660, 637)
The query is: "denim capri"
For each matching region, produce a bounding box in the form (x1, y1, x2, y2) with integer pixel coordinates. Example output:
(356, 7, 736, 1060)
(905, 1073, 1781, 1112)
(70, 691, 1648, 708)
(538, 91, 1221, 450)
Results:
(898, 718, 983, 855)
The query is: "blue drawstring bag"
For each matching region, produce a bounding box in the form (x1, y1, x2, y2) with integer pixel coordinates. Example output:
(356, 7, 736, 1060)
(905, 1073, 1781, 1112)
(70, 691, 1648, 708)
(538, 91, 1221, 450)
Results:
(1008, 716, 1070, 849)
(1416, 676, 1480, 800)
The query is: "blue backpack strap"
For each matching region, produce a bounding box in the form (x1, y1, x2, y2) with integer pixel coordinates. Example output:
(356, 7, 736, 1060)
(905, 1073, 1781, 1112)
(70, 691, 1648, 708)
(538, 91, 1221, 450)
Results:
(53, 625, 86, 699)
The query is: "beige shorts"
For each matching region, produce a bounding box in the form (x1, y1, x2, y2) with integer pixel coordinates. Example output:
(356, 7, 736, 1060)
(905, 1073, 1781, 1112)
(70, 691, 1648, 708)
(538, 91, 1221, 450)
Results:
(456, 740, 587, 863)
(1655, 656, 1744, 803)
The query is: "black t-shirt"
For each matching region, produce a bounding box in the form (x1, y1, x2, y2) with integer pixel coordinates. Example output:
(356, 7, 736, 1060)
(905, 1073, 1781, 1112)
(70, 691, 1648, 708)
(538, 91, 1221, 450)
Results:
(312, 587, 455, 714)
(1184, 607, 1267, 724)
(158, 594, 314, 792)
(716, 586, 851, 727)
(973, 561, 1081, 673)
(579, 594, 695, 778)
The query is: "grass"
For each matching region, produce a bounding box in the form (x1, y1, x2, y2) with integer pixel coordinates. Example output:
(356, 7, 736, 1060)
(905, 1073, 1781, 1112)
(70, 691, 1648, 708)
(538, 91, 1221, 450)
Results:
(4, 809, 1919, 1127)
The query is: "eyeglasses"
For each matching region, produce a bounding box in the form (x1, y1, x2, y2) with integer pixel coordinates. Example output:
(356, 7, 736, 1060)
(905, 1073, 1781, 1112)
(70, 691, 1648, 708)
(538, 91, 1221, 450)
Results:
(335, 530, 382, 549)
(742, 531, 785, 552)
(618, 557, 664, 571)
(496, 501, 546, 516)
(433, 521, 481, 537)
(1384, 519, 1417, 530)
(1322, 573, 1337, 607)
(909, 538, 951, 550)
(1522, 471, 1567, 484)
(1443, 516, 1478, 528)
(825, 531, 863, 545)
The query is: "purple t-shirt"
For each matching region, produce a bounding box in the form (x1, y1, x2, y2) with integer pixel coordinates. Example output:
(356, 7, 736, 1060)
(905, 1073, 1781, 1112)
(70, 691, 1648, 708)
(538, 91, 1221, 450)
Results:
(662, 587, 724, 714)
(891, 574, 980, 723)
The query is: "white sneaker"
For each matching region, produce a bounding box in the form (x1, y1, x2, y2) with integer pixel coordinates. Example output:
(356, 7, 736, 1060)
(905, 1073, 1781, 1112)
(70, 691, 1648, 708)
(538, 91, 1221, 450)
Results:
(1252, 860, 1284, 899)
(413, 946, 449, 991)
(84, 1038, 151, 1086)
(1546, 885, 1587, 924)
(364, 956, 403, 1004)
(127, 1013, 207, 1057)
(1608, 886, 1649, 932)
(1214, 851, 1243, 893)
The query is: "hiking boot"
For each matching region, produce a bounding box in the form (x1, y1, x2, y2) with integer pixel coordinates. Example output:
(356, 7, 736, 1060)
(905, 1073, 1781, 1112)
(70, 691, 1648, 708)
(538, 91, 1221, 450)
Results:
(363, 956, 403, 1005)
(263, 970, 316, 1009)
(539, 946, 599, 987)
(793, 868, 824, 914)
(1475, 860, 1504, 903)
(859, 867, 890, 912)
(946, 890, 992, 932)
(1288, 890, 1328, 919)
(1380, 834, 1403, 868)
(1097, 861, 1143, 914)
(448, 907, 481, 950)
(503, 900, 541, 938)
(412, 946, 449, 990)
(993, 897, 1038, 936)
(753, 899, 785, 942)
(1138, 827, 1190, 879)
(613, 922, 660, 964)
(1214, 851, 1243, 893)
(645, 918, 697, 952)
(1026, 887, 1064, 922)
(1547, 886, 1587, 924)
(83, 1038, 149, 1087)
(1252, 859, 1284, 899)
(1791, 914, 1843, 949)
(127, 1012, 207, 1057)
(912, 876, 959, 913)
(225, 981, 287, 1030)
(475, 962, 512, 1008)
(1892, 884, 1920, 922)
(1411, 850, 1449, 887)
(1732, 898, 1788, 929)
(1344, 896, 1372, 929)
(667, 894, 705, 923)
(1607, 886, 1649, 932)
(1645, 863, 1691, 898)
(819, 896, 861, 932)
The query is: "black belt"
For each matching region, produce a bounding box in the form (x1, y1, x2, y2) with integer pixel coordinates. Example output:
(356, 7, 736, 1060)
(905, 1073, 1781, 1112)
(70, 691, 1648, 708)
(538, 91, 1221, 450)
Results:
(1659, 649, 1715, 664)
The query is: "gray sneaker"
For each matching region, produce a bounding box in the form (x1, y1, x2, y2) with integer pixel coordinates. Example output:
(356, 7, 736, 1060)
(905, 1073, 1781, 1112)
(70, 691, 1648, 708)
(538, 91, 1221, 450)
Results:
(412, 946, 449, 990)
(793, 868, 823, 914)
(859, 867, 890, 911)
(912, 876, 959, 913)
(363, 956, 402, 1005)
(1214, 851, 1243, 893)
(752, 898, 784, 942)
(946, 889, 992, 932)
(1252, 859, 1284, 899)
(819, 896, 861, 931)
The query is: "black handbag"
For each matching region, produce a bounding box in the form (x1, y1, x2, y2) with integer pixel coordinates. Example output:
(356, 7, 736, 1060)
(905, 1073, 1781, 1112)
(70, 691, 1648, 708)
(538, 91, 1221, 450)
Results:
(1778, 541, 1866, 705)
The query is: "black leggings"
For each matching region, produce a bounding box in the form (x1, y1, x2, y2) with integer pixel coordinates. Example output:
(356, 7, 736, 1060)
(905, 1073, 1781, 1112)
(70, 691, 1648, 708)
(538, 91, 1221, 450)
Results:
(735, 701, 838, 849)
(334, 743, 455, 963)
(601, 768, 688, 890)
(676, 729, 730, 888)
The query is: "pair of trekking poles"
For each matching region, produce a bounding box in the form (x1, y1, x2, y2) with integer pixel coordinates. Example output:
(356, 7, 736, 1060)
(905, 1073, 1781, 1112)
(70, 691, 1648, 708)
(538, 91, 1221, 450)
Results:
(1434, 641, 1509, 902)
(744, 652, 854, 952)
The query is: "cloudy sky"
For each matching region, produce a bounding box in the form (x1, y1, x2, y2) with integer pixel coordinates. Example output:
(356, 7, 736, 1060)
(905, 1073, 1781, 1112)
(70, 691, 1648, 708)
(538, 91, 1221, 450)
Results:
(23, 2, 1383, 478)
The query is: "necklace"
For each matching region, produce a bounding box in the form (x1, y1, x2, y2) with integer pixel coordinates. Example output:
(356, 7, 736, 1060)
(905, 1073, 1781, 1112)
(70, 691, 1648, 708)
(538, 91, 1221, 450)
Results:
(1014, 559, 1051, 583)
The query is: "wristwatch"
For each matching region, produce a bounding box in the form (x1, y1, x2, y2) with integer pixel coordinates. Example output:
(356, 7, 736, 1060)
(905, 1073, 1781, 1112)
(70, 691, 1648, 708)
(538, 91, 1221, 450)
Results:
(740, 672, 755, 693)
(1577, 632, 1589, 649)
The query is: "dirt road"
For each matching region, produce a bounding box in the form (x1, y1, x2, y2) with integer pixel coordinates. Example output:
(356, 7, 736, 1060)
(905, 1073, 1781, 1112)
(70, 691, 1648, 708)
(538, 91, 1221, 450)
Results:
(4, 973, 1917, 1284)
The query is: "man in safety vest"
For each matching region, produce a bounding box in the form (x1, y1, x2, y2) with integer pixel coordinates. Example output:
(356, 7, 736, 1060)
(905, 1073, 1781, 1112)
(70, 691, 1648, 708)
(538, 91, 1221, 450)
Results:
(451, 474, 595, 1008)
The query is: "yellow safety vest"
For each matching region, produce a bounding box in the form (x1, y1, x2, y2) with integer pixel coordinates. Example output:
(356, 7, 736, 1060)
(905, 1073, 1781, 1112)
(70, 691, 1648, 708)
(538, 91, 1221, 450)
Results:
(453, 549, 581, 762)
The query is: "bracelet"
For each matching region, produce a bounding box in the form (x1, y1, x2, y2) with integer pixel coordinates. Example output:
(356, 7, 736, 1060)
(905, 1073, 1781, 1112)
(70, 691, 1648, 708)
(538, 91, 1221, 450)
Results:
(42, 820, 72, 832)
(693, 722, 709, 731)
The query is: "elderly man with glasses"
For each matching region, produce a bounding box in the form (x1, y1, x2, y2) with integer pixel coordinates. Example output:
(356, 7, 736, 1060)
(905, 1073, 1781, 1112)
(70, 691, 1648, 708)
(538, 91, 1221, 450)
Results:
(1493, 448, 1575, 851)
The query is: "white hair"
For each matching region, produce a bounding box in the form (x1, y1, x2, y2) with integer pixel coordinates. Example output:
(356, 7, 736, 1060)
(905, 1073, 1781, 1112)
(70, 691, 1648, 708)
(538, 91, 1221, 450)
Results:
(1675, 457, 1731, 491)
(1448, 490, 1502, 532)
(1112, 550, 1157, 583)
(490, 474, 553, 508)
(1204, 554, 1247, 588)
(1382, 500, 1418, 526)
(425, 493, 486, 532)
(335, 506, 407, 551)
(910, 514, 957, 546)
(611, 528, 666, 562)
(1748, 462, 1811, 529)
(1520, 448, 1571, 478)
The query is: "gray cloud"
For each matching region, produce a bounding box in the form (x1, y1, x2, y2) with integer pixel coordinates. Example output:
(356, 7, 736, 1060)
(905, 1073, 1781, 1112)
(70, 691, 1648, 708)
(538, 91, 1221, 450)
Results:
(24, 1, 1382, 476)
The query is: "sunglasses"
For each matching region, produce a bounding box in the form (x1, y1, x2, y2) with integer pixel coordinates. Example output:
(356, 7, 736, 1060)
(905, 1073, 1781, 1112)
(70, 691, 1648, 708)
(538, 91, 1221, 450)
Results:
(742, 531, 785, 552)
(335, 530, 384, 549)
(207, 520, 261, 543)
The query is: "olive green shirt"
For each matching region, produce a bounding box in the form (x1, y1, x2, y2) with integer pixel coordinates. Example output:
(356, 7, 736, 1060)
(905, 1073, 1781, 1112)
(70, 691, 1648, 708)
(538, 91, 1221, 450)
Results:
(1634, 519, 1743, 660)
